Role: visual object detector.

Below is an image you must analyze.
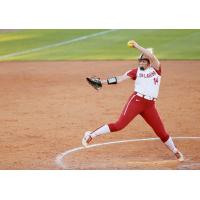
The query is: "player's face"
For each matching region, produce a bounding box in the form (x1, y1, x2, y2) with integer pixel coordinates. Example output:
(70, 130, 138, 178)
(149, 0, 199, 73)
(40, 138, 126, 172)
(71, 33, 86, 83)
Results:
(138, 59, 149, 69)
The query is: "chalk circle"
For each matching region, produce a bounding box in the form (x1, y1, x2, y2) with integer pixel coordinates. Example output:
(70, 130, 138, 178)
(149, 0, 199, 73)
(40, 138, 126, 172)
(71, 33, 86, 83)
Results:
(178, 162, 200, 170)
(55, 136, 200, 169)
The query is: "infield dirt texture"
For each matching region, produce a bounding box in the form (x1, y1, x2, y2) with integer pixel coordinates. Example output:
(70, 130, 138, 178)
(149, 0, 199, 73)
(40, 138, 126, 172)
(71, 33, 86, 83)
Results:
(0, 30, 200, 169)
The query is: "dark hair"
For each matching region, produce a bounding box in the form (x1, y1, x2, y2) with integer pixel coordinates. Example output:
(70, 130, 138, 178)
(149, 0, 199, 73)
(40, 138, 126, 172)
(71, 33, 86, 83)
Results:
(138, 58, 150, 64)
(138, 54, 150, 64)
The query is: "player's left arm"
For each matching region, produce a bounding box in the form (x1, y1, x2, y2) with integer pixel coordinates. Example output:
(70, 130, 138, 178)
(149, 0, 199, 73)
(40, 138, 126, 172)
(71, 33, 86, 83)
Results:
(101, 72, 131, 85)
(86, 71, 132, 90)
(128, 40, 161, 70)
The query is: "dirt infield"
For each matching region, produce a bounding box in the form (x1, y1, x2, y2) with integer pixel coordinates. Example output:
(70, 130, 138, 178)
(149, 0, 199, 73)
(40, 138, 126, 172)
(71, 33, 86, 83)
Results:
(0, 60, 200, 169)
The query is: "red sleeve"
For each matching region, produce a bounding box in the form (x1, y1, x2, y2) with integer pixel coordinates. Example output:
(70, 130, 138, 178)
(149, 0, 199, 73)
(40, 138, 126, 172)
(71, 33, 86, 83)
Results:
(153, 64, 161, 76)
(127, 68, 138, 80)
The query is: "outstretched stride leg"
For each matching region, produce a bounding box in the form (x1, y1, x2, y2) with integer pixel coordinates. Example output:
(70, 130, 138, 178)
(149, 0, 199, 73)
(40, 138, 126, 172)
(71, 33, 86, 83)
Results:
(108, 94, 143, 132)
(82, 93, 144, 147)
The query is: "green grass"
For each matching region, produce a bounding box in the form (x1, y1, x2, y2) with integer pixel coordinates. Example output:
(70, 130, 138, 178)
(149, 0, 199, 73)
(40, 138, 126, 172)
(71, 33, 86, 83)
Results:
(0, 29, 200, 61)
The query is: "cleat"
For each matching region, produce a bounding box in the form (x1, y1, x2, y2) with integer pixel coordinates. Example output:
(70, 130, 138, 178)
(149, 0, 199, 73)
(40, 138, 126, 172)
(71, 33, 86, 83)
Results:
(82, 131, 92, 147)
(175, 150, 184, 162)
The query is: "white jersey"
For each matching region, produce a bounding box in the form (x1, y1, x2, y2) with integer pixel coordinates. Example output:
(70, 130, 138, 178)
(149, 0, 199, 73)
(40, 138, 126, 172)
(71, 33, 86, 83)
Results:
(127, 66, 161, 98)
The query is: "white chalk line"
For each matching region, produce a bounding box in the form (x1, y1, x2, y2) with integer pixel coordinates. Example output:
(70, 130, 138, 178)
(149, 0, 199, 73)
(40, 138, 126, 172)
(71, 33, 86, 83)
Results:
(0, 29, 118, 60)
(178, 162, 200, 169)
(55, 136, 200, 169)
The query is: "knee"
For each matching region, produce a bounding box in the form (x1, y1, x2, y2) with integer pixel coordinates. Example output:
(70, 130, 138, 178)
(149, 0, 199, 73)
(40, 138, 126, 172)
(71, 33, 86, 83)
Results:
(108, 121, 126, 132)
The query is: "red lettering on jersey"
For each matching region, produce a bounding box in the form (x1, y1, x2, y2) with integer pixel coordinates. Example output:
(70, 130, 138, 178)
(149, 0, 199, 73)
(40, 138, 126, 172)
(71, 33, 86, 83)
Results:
(153, 77, 159, 85)
(139, 71, 156, 78)
(139, 73, 143, 77)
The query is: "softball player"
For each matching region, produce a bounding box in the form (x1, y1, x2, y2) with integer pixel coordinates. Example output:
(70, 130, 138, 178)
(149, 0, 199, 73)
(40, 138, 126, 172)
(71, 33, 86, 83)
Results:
(82, 40, 184, 161)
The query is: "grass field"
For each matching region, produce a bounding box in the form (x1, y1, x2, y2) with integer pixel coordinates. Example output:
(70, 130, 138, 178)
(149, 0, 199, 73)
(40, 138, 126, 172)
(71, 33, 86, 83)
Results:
(0, 29, 200, 61)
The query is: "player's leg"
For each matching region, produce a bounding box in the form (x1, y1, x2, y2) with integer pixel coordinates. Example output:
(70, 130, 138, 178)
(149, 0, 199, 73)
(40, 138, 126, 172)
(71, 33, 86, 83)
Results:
(82, 124, 110, 147)
(140, 103, 184, 161)
(82, 94, 143, 147)
(108, 94, 142, 132)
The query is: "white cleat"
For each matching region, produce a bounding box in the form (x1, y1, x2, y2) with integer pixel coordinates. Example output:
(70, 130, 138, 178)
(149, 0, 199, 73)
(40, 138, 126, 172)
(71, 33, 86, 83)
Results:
(175, 150, 184, 162)
(82, 131, 92, 147)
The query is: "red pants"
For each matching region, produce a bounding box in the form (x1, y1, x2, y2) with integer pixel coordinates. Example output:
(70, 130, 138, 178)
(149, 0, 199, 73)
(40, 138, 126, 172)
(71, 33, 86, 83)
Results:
(108, 93, 169, 142)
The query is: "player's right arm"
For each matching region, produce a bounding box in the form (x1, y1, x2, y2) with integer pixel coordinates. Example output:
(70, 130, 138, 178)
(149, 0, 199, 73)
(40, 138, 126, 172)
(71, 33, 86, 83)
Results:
(128, 40, 160, 70)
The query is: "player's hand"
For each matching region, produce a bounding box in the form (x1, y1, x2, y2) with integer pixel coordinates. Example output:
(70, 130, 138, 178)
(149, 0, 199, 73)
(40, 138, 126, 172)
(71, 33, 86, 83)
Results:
(127, 40, 139, 48)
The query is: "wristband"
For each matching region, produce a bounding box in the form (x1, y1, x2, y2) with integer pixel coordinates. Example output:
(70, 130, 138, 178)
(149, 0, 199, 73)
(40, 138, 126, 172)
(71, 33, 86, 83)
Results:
(107, 77, 117, 84)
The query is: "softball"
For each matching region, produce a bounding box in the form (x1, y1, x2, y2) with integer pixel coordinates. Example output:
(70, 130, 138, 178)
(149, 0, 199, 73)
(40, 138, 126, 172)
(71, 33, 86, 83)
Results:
(127, 40, 135, 48)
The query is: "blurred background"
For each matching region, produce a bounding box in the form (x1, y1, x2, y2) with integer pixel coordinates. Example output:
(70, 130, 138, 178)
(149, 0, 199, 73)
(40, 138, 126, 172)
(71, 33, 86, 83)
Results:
(0, 29, 200, 61)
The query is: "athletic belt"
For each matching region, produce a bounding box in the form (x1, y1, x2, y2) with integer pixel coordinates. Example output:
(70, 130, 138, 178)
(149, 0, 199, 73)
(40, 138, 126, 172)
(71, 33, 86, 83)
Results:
(136, 92, 157, 101)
